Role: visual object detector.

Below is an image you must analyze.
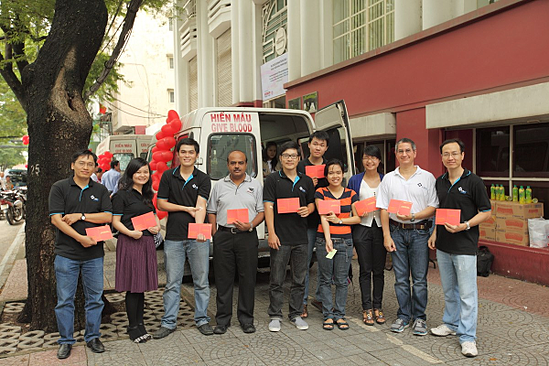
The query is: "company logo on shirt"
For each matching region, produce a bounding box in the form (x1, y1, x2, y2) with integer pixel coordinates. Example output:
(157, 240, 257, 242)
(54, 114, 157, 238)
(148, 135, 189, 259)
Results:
(247, 187, 255, 194)
(90, 195, 99, 202)
(299, 187, 306, 193)
(417, 183, 428, 191)
(192, 184, 198, 190)
(458, 187, 467, 194)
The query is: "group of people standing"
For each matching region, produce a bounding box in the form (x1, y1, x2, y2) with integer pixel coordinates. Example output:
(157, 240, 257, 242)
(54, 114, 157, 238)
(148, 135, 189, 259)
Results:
(48, 134, 490, 360)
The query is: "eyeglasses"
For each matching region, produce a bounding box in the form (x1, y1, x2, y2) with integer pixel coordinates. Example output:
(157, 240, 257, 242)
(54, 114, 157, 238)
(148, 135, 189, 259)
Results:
(442, 152, 462, 159)
(75, 161, 96, 168)
(281, 154, 298, 160)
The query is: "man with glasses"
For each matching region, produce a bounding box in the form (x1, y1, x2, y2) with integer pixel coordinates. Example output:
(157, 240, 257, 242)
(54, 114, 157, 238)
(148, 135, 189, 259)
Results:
(428, 139, 491, 358)
(296, 131, 330, 317)
(377, 138, 438, 336)
(264, 141, 315, 332)
(49, 149, 113, 359)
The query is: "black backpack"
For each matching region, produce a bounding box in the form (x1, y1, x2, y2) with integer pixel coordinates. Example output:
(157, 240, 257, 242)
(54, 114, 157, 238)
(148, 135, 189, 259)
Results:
(477, 246, 494, 277)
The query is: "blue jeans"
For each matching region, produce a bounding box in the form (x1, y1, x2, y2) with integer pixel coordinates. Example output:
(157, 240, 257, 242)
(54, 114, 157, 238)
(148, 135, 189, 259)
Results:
(303, 228, 320, 305)
(54, 255, 104, 344)
(437, 249, 478, 343)
(162, 239, 210, 328)
(268, 244, 308, 320)
(390, 225, 429, 322)
(316, 237, 353, 320)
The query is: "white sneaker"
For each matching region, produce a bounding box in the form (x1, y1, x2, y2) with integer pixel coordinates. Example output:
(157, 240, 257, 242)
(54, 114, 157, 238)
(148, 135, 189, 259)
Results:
(461, 341, 478, 357)
(430, 324, 457, 337)
(268, 319, 281, 332)
(290, 316, 309, 330)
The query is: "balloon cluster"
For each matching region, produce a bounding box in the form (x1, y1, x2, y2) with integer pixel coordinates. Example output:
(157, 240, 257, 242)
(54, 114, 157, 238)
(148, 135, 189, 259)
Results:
(22, 135, 29, 145)
(150, 110, 183, 220)
(97, 151, 113, 172)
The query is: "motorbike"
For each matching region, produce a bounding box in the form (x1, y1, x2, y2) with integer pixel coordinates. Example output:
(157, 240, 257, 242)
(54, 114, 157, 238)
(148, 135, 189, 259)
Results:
(0, 186, 26, 225)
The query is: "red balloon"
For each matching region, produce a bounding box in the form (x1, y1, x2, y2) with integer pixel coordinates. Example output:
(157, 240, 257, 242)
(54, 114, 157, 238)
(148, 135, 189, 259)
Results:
(152, 180, 160, 191)
(149, 161, 158, 170)
(104, 151, 113, 158)
(156, 130, 165, 141)
(152, 146, 159, 153)
(152, 151, 164, 162)
(170, 118, 182, 132)
(161, 151, 173, 162)
(167, 110, 180, 123)
(164, 137, 176, 149)
(161, 123, 176, 137)
(157, 210, 168, 220)
(156, 139, 168, 151)
(156, 161, 168, 173)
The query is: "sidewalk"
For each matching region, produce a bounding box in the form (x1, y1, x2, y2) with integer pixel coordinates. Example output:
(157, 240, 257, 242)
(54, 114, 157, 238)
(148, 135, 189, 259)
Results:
(1, 248, 549, 365)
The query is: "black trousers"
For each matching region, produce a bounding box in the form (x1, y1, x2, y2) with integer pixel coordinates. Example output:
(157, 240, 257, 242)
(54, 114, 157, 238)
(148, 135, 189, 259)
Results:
(353, 222, 386, 310)
(213, 229, 258, 326)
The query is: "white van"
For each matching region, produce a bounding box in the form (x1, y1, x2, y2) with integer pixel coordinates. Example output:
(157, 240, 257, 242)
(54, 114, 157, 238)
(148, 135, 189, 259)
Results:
(150, 101, 355, 267)
(96, 134, 152, 171)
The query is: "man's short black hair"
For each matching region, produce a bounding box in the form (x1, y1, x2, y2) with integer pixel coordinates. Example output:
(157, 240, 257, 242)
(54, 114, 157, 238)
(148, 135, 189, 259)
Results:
(440, 138, 465, 154)
(279, 141, 300, 157)
(309, 131, 330, 146)
(176, 137, 200, 154)
(71, 149, 97, 164)
(110, 160, 119, 169)
(227, 150, 248, 163)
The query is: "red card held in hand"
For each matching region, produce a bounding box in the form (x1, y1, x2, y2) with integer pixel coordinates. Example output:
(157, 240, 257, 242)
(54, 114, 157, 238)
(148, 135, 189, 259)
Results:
(355, 196, 377, 216)
(227, 208, 249, 224)
(387, 199, 412, 216)
(85, 225, 113, 242)
(305, 164, 325, 178)
(131, 211, 156, 231)
(317, 200, 341, 215)
(188, 223, 212, 239)
(435, 209, 461, 226)
(277, 197, 300, 214)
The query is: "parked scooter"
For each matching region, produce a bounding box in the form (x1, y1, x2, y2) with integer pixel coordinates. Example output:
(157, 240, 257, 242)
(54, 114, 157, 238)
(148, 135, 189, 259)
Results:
(0, 187, 26, 225)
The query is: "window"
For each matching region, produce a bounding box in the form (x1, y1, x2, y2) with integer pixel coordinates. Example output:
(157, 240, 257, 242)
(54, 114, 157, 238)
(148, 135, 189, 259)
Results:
(262, 95, 286, 109)
(333, 0, 395, 64)
(513, 123, 549, 178)
(188, 57, 198, 110)
(168, 89, 175, 103)
(207, 134, 258, 180)
(168, 17, 174, 31)
(216, 29, 232, 107)
(353, 139, 395, 174)
(113, 153, 134, 172)
(262, 0, 288, 63)
(168, 56, 174, 69)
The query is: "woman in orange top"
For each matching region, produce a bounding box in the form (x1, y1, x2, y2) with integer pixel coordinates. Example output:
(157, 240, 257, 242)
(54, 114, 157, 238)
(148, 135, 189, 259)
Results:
(315, 159, 360, 330)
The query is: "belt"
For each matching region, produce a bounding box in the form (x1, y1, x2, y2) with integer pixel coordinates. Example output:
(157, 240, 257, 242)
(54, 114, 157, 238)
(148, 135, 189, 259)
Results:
(217, 226, 250, 234)
(390, 219, 431, 230)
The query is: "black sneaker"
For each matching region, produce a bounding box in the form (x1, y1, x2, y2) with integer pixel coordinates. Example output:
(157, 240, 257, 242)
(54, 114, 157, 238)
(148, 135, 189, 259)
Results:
(153, 326, 175, 339)
(213, 324, 229, 334)
(241, 323, 256, 333)
(198, 323, 214, 336)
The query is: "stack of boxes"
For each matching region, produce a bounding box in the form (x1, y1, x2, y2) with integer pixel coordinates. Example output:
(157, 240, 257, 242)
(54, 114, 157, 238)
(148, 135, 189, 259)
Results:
(480, 200, 544, 246)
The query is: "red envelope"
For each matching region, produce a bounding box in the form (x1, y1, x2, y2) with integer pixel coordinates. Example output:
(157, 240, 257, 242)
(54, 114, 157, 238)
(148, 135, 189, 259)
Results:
(131, 211, 157, 231)
(188, 223, 212, 239)
(355, 196, 377, 216)
(85, 225, 113, 241)
(277, 197, 300, 214)
(435, 209, 461, 226)
(305, 164, 325, 178)
(387, 199, 413, 216)
(317, 200, 341, 215)
(227, 208, 249, 224)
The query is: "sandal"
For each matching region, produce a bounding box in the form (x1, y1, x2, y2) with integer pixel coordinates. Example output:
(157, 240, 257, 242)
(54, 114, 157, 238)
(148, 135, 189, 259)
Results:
(336, 318, 349, 330)
(363, 309, 374, 326)
(301, 304, 308, 319)
(322, 319, 334, 330)
(374, 309, 386, 325)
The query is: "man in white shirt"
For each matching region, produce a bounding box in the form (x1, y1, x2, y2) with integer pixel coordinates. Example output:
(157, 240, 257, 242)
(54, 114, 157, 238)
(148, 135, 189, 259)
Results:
(377, 138, 438, 336)
(101, 160, 121, 194)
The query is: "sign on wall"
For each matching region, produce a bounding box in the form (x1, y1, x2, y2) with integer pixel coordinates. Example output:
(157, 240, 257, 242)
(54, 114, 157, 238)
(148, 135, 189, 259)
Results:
(261, 53, 288, 101)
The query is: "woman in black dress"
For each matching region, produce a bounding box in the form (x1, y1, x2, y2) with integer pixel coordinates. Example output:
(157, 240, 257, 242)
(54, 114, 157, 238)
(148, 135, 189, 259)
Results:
(112, 158, 160, 343)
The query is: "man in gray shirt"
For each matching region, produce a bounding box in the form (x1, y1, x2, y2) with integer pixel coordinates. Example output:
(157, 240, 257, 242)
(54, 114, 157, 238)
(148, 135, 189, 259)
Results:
(207, 150, 265, 334)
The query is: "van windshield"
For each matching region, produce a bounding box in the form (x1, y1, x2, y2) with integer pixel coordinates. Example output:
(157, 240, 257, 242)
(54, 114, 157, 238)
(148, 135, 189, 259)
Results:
(207, 134, 257, 180)
(113, 153, 134, 171)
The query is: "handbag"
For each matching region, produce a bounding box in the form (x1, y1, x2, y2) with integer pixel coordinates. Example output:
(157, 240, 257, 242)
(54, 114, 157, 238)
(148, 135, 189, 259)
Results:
(154, 232, 164, 249)
(477, 246, 494, 277)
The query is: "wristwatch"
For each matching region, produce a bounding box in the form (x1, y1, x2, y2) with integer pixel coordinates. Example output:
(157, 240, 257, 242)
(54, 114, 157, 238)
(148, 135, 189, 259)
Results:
(81, 213, 86, 221)
(410, 213, 416, 222)
(464, 220, 471, 230)
(338, 219, 343, 224)
(249, 223, 254, 232)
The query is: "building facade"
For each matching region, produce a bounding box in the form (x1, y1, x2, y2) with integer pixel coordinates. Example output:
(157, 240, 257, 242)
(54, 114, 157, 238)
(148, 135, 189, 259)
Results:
(173, 0, 549, 284)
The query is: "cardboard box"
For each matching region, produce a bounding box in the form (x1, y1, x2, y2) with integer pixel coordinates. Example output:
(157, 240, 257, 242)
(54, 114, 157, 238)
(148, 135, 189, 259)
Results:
(495, 217, 528, 231)
(480, 227, 496, 241)
(480, 215, 496, 230)
(494, 202, 544, 220)
(489, 200, 497, 213)
(495, 228, 529, 246)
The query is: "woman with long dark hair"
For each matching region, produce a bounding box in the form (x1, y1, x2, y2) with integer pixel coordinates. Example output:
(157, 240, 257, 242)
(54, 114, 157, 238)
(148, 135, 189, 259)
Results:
(112, 158, 160, 343)
(347, 145, 386, 326)
(262, 141, 280, 177)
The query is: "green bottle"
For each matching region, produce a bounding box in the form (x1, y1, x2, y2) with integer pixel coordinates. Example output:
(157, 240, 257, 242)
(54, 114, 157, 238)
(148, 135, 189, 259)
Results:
(512, 185, 518, 202)
(525, 186, 532, 204)
(519, 186, 525, 204)
(490, 184, 496, 200)
(500, 185, 506, 201)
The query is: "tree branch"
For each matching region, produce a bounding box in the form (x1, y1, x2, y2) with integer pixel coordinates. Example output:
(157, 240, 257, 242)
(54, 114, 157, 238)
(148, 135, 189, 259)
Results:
(0, 51, 26, 112)
(83, 0, 144, 101)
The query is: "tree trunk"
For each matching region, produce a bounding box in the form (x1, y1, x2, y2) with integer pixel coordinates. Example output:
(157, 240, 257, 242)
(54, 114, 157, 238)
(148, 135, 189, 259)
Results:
(17, 0, 108, 332)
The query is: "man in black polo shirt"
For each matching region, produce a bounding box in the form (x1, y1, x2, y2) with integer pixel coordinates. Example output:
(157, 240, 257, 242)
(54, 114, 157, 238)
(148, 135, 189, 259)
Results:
(428, 138, 491, 358)
(153, 137, 213, 338)
(49, 149, 113, 360)
(296, 131, 329, 317)
(264, 141, 315, 332)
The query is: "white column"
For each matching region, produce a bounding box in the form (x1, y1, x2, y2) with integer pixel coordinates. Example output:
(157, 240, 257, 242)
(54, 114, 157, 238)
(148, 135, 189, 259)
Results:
(174, 1, 188, 114)
(319, 0, 333, 69)
(287, 0, 301, 81)
(300, 0, 321, 77)
(394, 0, 422, 40)
(423, 0, 454, 30)
(238, 0, 254, 103)
(197, 0, 214, 107)
(252, 2, 264, 104)
(231, 0, 240, 105)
